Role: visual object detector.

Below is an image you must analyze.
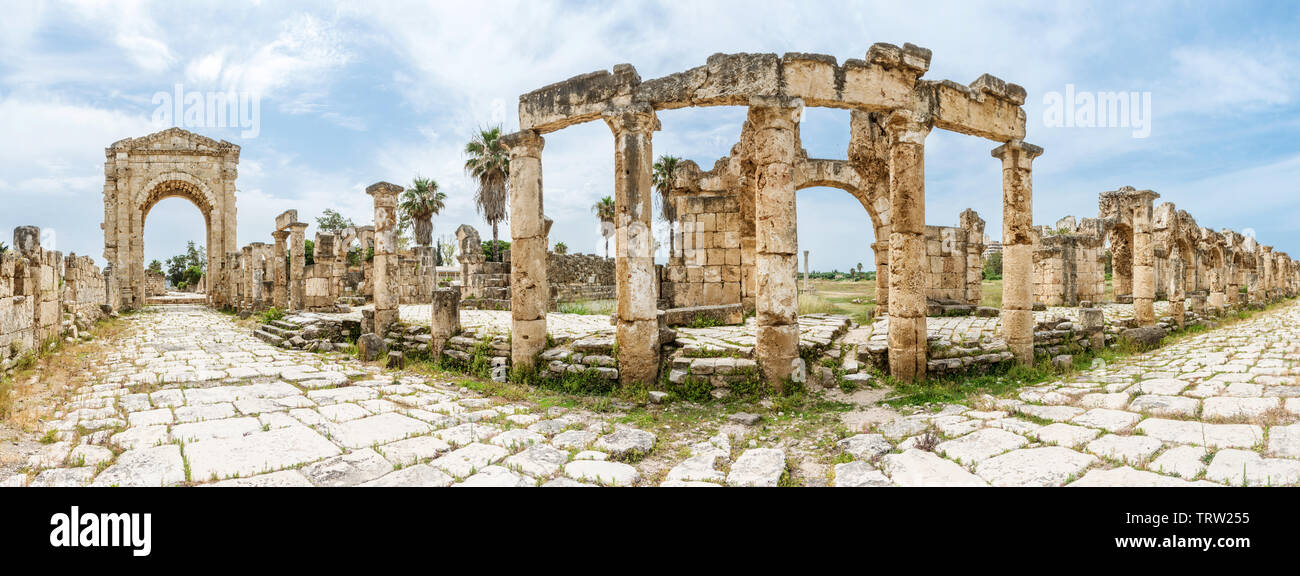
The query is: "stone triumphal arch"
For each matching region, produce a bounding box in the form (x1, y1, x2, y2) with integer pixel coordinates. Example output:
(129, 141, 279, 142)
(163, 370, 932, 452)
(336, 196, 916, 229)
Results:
(102, 127, 239, 310)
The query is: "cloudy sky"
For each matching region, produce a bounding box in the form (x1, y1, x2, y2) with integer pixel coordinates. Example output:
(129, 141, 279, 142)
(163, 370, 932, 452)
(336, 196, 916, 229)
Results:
(1, 0, 1298, 273)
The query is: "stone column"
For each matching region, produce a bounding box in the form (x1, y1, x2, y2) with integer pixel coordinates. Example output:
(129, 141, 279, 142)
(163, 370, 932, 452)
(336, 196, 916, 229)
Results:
(884, 112, 931, 381)
(872, 239, 889, 317)
(366, 182, 403, 336)
(1132, 192, 1157, 325)
(288, 223, 308, 311)
(749, 98, 803, 386)
(240, 245, 254, 312)
(501, 130, 548, 371)
(1263, 246, 1274, 302)
(1168, 254, 1185, 329)
(992, 140, 1044, 365)
(1208, 266, 1225, 312)
(271, 230, 290, 310)
(604, 104, 662, 386)
(430, 287, 461, 359)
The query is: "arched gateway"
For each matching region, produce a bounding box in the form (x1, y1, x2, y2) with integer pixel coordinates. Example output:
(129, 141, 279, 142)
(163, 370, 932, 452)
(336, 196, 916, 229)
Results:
(102, 127, 239, 310)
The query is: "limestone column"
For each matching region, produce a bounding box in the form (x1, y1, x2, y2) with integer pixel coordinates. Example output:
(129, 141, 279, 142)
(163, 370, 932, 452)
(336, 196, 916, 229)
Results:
(872, 239, 889, 317)
(240, 246, 254, 312)
(1263, 246, 1274, 302)
(1168, 254, 1185, 329)
(501, 130, 548, 371)
(271, 230, 290, 310)
(992, 140, 1044, 365)
(1208, 266, 1225, 312)
(883, 112, 931, 381)
(604, 104, 662, 385)
(1132, 192, 1158, 325)
(288, 223, 308, 310)
(366, 182, 403, 336)
(749, 98, 803, 386)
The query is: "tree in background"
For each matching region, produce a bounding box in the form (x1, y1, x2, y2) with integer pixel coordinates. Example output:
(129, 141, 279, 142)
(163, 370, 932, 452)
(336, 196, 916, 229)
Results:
(591, 195, 615, 258)
(651, 155, 680, 256)
(855, 262, 864, 281)
(465, 125, 510, 263)
(165, 241, 205, 288)
(437, 233, 457, 267)
(982, 251, 1003, 281)
(0, 241, 9, 254)
(553, 241, 568, 254)
(400, 176, 446, 247)
(315, 209, 354, 235)
(148, 260, 163, 274)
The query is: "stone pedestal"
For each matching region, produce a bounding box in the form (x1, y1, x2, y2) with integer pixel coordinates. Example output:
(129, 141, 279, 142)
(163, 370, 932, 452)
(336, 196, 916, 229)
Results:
(431, 287, 460, 358)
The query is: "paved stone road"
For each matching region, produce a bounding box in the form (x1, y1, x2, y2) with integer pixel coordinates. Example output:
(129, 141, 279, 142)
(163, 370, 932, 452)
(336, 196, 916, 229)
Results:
(6, 301, 1300, 487)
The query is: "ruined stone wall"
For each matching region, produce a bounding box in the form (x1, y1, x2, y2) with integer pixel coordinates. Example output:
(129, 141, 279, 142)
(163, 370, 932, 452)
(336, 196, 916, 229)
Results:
(1032, 217, 1106, 307)
(659, 194, 743, 309)
(0, 251, 36, 369)
(923, 223, 983, 305)
(2, 227, 108, 373)
(394, 247, 436, 305)
(144, 270, 166, 296)
(64, 254, 107, 320)
(548, 252, 615, 303)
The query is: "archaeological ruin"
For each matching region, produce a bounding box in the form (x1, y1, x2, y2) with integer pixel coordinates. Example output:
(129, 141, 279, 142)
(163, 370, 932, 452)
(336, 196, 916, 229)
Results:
(4, 44, 1299, 393)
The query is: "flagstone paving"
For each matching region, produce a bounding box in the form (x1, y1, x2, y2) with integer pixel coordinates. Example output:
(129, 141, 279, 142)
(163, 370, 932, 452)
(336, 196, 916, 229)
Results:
(5, 301, 1300, 487)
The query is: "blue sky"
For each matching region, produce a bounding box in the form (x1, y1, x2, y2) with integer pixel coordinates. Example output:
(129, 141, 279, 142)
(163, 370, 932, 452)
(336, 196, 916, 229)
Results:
(1, 0, 1298, 273)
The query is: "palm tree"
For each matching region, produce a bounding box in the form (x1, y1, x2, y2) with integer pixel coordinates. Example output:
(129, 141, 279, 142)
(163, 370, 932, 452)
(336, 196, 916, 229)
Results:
(651, 155, 681, 256)
(592, 196, 616, 259)
(400, 176, 445, 247)
(856, 262, 864, 281)
(464, 126, 510, 262)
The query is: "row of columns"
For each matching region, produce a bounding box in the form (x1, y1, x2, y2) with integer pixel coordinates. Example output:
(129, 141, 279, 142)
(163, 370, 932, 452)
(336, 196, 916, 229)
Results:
(502, 105, 1042, 385)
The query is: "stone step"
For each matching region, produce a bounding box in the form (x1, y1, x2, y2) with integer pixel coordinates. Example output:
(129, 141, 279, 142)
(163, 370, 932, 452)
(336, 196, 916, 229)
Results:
(260, 324, 295, 339)
(253, 330, 285, 347)
(270, 319, 301, 331)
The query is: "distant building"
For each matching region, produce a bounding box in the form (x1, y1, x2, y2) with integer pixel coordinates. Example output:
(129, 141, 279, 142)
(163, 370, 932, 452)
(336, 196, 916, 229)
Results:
(982, 234, 1003, 259)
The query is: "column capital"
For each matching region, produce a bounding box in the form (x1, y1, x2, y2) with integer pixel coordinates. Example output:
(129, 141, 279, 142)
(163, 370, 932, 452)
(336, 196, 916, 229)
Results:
(883, 110, 931, 145)
(271, 229, 290, 241)
(991, 139, 1044, 161)
(287, 222, 309, 233)
(747, 96, 804, 129)
(501, 129, 545, 157)
(603, 102, 660, 136)
(365, 181, 403, 198)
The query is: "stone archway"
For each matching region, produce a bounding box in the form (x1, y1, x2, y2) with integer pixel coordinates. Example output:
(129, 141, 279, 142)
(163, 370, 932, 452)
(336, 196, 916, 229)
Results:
(102, 127, 239, 310)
